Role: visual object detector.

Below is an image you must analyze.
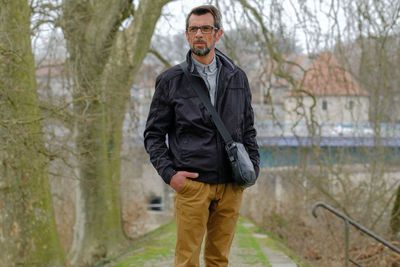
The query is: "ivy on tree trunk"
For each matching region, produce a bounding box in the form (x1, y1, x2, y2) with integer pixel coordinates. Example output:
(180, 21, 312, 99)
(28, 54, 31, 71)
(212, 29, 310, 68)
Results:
(61, 0, 173, 265)
(0, 0, 66, 266)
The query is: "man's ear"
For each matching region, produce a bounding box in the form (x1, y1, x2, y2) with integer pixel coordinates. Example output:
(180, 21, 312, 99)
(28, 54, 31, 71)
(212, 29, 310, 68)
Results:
(215, 29, 223, 42)
(185, 31, 189, 42)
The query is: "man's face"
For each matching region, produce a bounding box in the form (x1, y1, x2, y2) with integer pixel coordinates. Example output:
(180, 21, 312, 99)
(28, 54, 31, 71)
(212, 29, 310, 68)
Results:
(186, 13, 222, 57)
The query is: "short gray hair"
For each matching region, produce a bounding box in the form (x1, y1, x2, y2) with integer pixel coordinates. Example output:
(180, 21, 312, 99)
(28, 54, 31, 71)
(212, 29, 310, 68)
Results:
(185, 5, 222, 30)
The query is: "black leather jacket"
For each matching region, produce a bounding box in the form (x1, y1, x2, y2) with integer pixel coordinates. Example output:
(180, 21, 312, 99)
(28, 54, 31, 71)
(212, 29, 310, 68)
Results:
(144, 49, 259, 184)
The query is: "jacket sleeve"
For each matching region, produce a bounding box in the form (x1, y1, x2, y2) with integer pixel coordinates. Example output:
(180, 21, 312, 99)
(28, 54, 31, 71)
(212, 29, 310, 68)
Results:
(242, 72, 260, 178)
(143, 75, 177, 184)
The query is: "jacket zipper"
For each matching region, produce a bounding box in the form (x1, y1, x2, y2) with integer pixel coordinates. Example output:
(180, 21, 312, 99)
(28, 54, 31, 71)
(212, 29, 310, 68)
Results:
(191, 68, 223, 183)
(215, 66, 223, 183)
(190, 60, 237, 184)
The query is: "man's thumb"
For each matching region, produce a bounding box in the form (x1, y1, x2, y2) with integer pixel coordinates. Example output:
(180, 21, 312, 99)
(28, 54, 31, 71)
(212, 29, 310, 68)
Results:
(183, 171, 199, 178)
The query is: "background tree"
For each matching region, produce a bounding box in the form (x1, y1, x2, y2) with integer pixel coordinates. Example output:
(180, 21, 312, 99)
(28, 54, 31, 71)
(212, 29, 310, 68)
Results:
(216, 0, 400, 264)
(60, 0, 173, 265)
(331, 0, 400, 241)
(0, 0, 66, 266)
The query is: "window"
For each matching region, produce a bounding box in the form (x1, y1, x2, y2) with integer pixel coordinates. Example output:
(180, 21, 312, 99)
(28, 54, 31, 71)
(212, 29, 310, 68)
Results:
(348, 100, 354, 110)
(322, 100, 328, 111)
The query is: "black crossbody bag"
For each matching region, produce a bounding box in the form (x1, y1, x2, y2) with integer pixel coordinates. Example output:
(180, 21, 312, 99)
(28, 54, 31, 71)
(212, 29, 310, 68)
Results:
(180, 62, 256, 187)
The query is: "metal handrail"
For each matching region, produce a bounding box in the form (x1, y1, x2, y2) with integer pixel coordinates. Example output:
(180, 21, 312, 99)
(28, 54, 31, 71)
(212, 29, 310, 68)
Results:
(312, 201, 400, 267)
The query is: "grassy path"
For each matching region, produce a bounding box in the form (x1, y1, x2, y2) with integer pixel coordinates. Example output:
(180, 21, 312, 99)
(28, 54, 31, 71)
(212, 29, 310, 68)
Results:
(104, 217, 307, 267)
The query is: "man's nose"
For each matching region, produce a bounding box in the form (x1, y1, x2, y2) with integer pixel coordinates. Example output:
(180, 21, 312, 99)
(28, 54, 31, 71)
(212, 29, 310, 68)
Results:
(194, 29, 204, 37)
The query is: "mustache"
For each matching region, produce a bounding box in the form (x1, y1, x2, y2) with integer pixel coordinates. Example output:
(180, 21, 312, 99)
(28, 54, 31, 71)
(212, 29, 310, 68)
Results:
(194, 40, 207, 44)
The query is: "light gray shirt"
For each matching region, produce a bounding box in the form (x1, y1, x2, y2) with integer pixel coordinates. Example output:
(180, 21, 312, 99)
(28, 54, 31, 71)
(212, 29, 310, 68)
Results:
(192, 55, 218, 105)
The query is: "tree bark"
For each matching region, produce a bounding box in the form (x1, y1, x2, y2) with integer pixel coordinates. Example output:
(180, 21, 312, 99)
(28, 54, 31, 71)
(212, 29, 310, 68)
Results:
(61, 0, 173, 265)
(0, 0, 66, 266)
(390, 185, 400, 241)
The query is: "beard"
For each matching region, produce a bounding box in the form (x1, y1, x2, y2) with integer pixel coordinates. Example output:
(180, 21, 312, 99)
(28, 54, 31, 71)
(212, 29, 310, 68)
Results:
(190, 39, 216, 57)
(191, 46, 212, 57)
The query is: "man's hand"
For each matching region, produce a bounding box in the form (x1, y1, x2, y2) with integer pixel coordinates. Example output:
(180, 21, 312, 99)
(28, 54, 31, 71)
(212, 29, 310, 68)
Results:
(170, 171, 199, 192)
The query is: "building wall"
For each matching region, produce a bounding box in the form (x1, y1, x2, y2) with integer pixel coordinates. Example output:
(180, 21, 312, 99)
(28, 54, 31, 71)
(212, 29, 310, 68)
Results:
(131, 86, 154, 123)
(284, 95, 370, 125)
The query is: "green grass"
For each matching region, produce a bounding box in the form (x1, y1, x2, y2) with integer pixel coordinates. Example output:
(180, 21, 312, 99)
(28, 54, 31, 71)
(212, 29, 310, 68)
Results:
(235, 219, 272, 266)
(108, 222, 176, 267)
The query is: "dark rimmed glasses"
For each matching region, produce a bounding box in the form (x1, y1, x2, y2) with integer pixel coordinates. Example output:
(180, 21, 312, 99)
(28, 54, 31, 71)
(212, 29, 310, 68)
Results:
(187, 25, 219, 35)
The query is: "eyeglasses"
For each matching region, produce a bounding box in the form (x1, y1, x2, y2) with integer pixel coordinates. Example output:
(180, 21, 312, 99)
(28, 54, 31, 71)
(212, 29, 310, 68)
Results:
(187, 25, 219, 35)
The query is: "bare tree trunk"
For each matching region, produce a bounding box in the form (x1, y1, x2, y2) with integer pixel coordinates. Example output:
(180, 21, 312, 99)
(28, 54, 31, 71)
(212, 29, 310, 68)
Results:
(390, 185, 400, 241)
(0, 0, 66, 266)
(61, 0, 173, 265)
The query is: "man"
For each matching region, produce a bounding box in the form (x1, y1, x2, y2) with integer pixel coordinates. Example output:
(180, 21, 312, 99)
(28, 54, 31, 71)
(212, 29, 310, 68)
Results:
(144, 5, 259, 267)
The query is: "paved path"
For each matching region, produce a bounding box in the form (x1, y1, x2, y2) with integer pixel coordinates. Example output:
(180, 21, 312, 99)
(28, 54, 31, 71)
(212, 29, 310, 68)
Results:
(236, 222, 298, 267)
(106, 217, 302, 267)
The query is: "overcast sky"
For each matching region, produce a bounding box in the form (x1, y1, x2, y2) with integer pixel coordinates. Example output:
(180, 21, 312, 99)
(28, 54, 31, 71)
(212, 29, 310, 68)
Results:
(153, 0, 341, 54)
(33, 0, 351, 61)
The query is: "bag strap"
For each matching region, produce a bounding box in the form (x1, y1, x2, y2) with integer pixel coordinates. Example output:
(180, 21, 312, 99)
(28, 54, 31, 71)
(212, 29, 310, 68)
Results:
(179, 61, 234, 146)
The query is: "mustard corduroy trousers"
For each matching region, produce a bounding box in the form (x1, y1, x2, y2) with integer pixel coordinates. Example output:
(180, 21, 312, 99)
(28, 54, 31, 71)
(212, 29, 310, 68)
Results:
(174, 179, 244, 267)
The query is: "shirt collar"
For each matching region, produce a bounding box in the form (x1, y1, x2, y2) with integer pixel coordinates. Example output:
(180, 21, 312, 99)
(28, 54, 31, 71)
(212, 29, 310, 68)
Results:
(191, 54, 217, 73)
